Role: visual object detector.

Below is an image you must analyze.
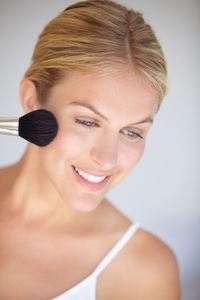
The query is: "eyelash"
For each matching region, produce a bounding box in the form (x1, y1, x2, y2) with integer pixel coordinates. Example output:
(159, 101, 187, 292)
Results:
(75, 119, 144, 139)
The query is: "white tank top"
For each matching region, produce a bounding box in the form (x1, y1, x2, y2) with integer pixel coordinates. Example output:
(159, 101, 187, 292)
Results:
(51, 222, 140, 300)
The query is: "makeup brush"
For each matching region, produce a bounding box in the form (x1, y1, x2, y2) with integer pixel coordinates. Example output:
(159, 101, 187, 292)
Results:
(0, 109, 58, 146)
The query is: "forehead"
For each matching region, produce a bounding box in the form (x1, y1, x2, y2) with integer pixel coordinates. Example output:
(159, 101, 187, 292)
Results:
(48, 68, 158, 119)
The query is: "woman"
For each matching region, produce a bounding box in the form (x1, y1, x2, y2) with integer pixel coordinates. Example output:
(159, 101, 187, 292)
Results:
(0, 0, 181, 299)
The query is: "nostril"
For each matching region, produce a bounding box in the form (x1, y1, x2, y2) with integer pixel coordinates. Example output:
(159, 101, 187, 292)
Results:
(90, 146, 118, 170)
(89, 132, 119, 169)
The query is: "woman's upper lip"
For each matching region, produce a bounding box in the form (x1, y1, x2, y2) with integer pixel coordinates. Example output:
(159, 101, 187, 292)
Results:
(73, 165, 112, 177)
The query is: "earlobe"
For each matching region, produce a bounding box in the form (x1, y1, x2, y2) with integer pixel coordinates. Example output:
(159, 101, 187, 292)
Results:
(19, 79, 40, 114)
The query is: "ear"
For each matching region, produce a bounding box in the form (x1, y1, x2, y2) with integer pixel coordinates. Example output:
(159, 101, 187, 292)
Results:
(19, 79, 41, 114)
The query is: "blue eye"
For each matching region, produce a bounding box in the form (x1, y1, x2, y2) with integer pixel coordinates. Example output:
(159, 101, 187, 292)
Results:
(75, 119, 143, 139)
(75, 119, 96, 127)
(122, 129, 143, 139)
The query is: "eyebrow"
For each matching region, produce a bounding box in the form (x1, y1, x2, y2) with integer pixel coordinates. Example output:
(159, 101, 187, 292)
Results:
(68, 101, 153, 125)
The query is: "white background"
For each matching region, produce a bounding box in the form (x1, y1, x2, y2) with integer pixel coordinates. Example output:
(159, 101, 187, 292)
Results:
(0, 0, 199, 299)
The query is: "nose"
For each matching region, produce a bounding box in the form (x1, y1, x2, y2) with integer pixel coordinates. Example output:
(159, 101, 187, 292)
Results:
(90, 132, 119, 171)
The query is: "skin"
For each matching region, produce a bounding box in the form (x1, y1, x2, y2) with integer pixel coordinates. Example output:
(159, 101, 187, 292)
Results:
(0, 67, 181, 299)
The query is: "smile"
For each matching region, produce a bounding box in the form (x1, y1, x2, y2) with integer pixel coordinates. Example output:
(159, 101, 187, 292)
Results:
(73, 166, 106, 183)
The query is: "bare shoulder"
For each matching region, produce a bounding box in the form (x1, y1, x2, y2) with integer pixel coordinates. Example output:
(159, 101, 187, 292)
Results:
(108, 227, 181, 300)
(0, 166, 10, 194)
(96, 202, 180, 300)
(0, 164, 18, 200)
(0, 163, 19, 180)
(0, 164, 14, 180)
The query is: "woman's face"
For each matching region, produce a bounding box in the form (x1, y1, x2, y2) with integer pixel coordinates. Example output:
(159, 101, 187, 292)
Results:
(37, 68, 158, 211)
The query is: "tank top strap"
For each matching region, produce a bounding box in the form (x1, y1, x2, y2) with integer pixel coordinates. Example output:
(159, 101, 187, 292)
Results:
(92, 222, 140, 278)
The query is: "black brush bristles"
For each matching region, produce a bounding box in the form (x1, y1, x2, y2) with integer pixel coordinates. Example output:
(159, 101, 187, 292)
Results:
(19, 109, 58, 147)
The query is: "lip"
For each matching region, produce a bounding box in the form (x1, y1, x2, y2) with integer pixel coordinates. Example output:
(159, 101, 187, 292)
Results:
(72, 166, 111, 192)
(73, 165, 110, 177)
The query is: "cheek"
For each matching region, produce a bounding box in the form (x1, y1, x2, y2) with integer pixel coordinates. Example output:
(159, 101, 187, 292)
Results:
(108, 142, 145, 191)
(36, 125, 93, 190)
(37, 125, 84, 169)
(52, 122, 95, 160)
(57, 128, 85, 159)
(121, 142, 145, 173)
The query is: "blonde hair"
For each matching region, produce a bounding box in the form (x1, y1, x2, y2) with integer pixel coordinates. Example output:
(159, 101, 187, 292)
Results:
(24, 0, 167, 104)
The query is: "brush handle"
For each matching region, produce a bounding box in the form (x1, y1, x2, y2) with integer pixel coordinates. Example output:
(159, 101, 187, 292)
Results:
(0, 117, 19, 136)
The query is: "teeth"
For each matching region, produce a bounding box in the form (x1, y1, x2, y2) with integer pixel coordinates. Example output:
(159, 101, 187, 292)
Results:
(74, 167, 106, 183)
